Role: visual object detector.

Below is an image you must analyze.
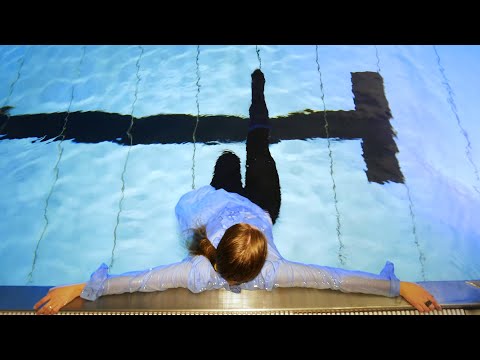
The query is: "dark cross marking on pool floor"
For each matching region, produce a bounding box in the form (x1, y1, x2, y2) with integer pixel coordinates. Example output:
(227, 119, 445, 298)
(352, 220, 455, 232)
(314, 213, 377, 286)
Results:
(0, 71, 401, 184)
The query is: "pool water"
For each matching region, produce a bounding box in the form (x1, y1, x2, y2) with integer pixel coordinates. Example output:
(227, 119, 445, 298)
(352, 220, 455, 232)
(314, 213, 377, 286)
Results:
(0, 45, 479, 287)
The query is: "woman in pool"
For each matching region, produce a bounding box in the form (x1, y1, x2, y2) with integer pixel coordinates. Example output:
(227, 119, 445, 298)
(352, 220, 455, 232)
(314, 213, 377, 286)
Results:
(34, 69, 441, 315)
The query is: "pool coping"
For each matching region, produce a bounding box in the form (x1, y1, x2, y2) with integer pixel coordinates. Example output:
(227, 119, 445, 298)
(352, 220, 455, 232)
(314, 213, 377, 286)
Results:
(1, 280, 479, 315)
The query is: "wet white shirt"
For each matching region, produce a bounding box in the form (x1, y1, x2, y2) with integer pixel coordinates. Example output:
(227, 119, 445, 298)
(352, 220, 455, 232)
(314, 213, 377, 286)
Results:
(81, 185, 400, 301)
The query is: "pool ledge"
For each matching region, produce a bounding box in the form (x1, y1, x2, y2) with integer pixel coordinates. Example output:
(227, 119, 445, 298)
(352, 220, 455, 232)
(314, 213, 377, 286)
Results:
(1, 280, 479, 315)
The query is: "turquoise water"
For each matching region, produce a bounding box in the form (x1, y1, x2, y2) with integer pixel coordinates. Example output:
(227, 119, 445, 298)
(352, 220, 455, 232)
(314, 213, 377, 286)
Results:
(0, 45, 479, 286)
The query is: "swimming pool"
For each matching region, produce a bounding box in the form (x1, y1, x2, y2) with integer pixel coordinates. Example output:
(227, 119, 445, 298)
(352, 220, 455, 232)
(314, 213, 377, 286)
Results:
(0, 45, 479, 290)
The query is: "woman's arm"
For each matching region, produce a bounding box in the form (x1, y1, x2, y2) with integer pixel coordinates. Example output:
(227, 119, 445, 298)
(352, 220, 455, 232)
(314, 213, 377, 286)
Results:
(34, 260, 193, 315)
(274, 259, 441, 312)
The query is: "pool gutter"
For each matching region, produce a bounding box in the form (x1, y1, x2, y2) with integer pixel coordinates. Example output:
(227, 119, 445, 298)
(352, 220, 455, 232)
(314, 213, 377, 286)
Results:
(1, 280, 479, 315)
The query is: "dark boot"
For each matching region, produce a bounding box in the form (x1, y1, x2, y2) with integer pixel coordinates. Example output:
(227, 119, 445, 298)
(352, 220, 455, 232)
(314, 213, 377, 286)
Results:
(210, 150, 244, 194)
(248, 69, 271, 131)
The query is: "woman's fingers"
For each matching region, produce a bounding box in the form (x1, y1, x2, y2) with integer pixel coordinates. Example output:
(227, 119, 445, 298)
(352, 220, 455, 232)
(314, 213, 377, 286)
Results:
(35, 303, 48, 315)
(47, 303, 60, 315)
(419, 301, 431, 313)
(420, 290, 441, 312)
(431, 297, 442, 311)
(34, 290, 59, 314)
(33, 293, 51, 310)
(36, 300, 59, 315)
(416, 297, 441, 313)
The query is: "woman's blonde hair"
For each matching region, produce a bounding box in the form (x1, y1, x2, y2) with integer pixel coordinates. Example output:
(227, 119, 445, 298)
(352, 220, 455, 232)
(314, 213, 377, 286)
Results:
(187, 223, 267, 284)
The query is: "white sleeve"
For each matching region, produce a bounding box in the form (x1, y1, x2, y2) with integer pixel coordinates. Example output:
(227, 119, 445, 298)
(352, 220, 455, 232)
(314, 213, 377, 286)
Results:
(273, 259, 401, 297)
(80, 260, 192, 301)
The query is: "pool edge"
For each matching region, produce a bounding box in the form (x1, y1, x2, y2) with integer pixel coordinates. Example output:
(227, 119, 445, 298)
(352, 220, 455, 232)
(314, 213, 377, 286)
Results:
(1, 280, 479, 315)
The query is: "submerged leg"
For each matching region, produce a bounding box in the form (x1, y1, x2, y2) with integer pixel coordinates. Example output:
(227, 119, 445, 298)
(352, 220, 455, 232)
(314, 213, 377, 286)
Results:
(210, 150, 244, 195)
(244, 69, 281, 223)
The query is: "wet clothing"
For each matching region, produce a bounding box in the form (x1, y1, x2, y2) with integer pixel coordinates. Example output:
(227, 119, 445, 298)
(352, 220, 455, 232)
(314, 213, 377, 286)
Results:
(81, 185, 400, 301)
(210, 127, 281, 224)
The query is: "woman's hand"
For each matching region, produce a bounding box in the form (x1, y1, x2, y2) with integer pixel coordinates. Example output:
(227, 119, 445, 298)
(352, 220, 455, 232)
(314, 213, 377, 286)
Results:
(34, 283, 86, 315)
(400, 281, 442, 313)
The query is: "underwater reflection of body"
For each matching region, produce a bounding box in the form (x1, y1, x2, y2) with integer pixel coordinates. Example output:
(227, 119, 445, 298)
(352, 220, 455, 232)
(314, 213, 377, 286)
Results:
(33, 69, 441, 315)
